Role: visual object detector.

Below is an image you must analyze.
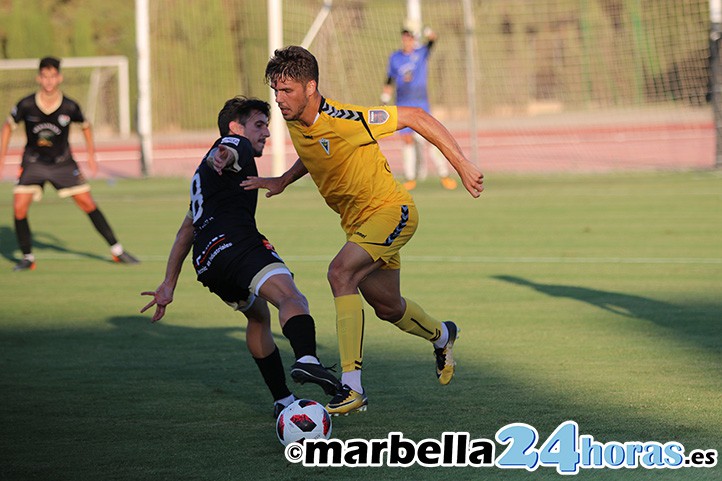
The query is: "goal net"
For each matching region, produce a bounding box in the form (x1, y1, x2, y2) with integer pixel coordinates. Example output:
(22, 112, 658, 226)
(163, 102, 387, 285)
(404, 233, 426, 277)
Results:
(145, 0, 712, 173)
(0, 56, 130, 138)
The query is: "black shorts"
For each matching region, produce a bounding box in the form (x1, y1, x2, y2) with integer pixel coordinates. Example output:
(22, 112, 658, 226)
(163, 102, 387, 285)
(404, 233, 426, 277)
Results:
(14, 160, 90, 199)
(195, 236, 291, 312)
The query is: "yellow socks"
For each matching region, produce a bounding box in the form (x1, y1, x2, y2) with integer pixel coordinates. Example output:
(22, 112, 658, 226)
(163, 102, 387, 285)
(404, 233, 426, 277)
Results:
(334, 295, 443, 381)
(334, 294, 365, 373)
(392, 297, 443, 344)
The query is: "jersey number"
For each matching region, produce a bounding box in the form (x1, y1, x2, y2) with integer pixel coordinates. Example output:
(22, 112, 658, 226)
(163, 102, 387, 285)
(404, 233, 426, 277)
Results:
(190, 173, 204, 222)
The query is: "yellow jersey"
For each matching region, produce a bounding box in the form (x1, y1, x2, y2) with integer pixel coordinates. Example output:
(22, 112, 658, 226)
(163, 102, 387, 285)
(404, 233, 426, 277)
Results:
(286, 97, 414, 232)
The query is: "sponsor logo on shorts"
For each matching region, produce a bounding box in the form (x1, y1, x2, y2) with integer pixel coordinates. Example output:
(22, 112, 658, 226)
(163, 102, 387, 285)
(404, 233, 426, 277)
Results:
(195, 234, 233, 274)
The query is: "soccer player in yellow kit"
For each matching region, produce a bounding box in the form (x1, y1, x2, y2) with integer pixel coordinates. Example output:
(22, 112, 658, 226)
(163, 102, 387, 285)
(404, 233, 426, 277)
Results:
(241, 46, 484, 416)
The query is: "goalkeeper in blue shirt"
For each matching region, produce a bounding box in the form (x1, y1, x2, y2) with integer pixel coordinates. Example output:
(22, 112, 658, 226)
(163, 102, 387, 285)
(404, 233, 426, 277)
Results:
(382, 26, 457, 191)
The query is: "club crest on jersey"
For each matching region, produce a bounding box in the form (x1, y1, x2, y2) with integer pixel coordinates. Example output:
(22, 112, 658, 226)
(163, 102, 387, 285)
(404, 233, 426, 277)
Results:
(368, 109, 389, 125)
(319, 138, 330, 155)
(58, 114, 71, 126)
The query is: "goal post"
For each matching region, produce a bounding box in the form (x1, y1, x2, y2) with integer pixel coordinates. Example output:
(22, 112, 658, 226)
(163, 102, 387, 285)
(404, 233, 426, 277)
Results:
(710, 0, 722, 168)
(0, 55, 131, 138)
(266, 0, 480, 171)
(142, 0, 713, 174)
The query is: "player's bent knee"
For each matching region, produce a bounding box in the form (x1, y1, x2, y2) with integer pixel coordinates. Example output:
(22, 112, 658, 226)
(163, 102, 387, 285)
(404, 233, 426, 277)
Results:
(284, 292, 309, 312)
(327, 265, 362, 294)
(269, 287, 309, 314)
(373, 304, 405, 323)
(326, 267, 345, 289)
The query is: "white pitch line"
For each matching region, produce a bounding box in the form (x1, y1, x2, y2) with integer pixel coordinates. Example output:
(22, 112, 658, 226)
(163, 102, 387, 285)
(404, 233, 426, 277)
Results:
(21, 254, 722, 265)
(398, 256, 722, 265)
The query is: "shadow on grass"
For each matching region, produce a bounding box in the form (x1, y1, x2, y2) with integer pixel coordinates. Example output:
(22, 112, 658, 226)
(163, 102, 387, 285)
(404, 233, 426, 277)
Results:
(105, 314, 333, 399)
(493, 275, 722, 352)
(0, 225, 110, 264)
(0, 225, 16, 263)
(2, 312, 721, 481)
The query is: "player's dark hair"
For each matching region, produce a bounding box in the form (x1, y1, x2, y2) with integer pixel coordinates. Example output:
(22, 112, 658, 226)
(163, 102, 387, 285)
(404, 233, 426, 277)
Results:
(39, 56, 61, 71)
(217, 96, 270, 136)
(265, 46, 319, 86)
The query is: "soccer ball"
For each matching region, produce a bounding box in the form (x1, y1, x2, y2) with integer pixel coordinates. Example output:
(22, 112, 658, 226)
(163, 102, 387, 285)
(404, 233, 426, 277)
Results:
(276, 399, 332, 446)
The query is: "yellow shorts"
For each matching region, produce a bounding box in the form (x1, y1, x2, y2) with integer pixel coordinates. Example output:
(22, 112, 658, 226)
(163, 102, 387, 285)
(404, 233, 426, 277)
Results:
(347, 204, 418, 270)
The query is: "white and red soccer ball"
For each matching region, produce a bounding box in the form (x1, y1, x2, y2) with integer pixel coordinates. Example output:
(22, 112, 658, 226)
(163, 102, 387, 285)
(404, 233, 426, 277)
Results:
(276, 399, 332, 446)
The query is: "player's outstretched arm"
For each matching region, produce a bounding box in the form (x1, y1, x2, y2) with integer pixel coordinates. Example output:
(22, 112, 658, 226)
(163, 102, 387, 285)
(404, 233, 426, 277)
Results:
(241, 158, 308, 198)
(140, 215, 194, 322)
(210, 144, 238, 175)
(397, 106, 484, 198)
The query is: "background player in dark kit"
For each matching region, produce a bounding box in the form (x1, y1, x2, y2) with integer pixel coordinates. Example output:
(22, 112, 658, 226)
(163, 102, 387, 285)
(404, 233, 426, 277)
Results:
(0, 56, 139, 271)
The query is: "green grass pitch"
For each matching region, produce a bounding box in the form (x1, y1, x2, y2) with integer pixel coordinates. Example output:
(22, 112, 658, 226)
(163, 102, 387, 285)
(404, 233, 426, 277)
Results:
(1, 172, 720, 480)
